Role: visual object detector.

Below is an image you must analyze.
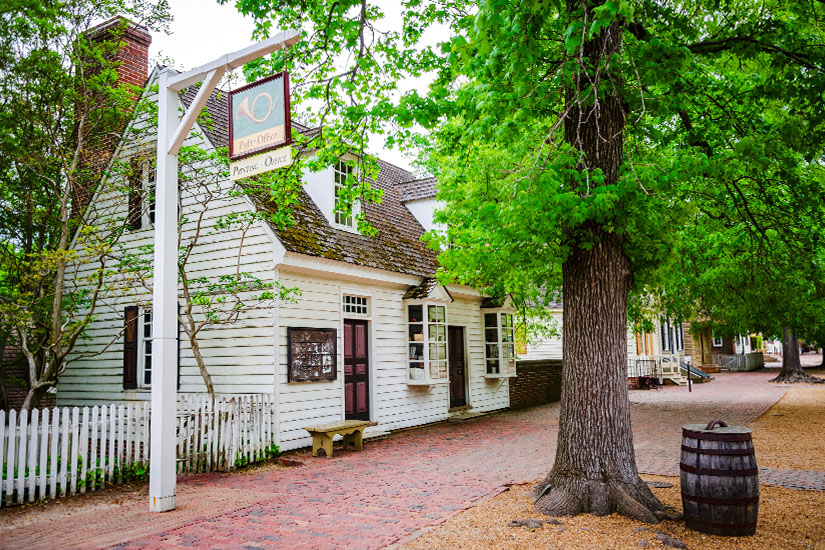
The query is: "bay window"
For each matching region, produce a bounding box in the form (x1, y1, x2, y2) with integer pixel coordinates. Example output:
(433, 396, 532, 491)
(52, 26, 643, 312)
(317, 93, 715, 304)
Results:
(484, 312, 516, 377)
(407, 303, 449, 385)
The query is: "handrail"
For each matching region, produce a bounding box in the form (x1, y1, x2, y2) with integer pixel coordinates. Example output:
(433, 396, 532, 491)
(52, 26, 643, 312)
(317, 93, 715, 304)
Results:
(680, 360, 710, 379)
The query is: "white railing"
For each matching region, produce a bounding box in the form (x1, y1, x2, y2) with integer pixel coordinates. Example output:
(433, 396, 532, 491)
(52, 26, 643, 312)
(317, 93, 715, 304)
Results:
(716, 352, 764, 371)
(0, 393, 276, 507)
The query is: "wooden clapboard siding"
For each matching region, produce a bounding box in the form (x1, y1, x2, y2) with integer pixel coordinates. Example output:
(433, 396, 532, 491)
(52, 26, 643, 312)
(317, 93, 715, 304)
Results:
(60, 72, 279, 407)
(519, 310, 563, 360)
(276, 270, 345, 450)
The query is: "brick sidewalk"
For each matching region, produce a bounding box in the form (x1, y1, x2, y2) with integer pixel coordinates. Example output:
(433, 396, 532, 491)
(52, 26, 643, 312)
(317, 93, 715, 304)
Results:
(2, 370, 820, 550)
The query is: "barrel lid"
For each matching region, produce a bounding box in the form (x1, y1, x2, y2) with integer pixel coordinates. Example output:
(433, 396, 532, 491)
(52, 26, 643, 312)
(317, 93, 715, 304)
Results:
(682, 423, 752, 434)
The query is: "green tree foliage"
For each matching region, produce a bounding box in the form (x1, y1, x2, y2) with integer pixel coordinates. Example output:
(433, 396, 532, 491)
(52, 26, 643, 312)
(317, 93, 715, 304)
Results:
(0, 1, 171, 409)
(227, 0, 824, 519)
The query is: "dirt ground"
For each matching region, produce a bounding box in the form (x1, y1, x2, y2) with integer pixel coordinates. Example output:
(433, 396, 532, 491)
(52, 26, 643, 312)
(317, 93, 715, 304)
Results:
(399, 379, 825, 550)
(397, 475, 825, 550)
(752, 383, 825, 471)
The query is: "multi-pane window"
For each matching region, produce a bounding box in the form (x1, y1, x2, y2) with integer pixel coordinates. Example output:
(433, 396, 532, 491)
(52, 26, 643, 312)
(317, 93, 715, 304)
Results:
(484, 312, 516, 376)
(127, 157, 156, 230)
(146, 161, 156, 225)
(140, 310, 153, 387)
(343, 295, 368, 315)
(712, 336, 723, 347)
(334, 160, 354, 227)
(407, 304, 448, 383)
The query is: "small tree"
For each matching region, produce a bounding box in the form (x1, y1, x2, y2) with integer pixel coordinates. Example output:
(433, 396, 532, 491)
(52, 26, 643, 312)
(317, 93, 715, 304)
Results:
(171, 142, 299, 394)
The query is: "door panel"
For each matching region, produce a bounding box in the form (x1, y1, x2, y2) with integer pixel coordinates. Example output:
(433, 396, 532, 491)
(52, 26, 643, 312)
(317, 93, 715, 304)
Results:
(448, 326, 466, 408)
(345, 383, 354, 415)
(344, 319, 370, 421)
(356, 382, 367, 411)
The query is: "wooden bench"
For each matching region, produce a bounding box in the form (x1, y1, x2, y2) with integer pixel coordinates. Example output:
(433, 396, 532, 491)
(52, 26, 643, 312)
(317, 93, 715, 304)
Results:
(304, 420, 377, 458)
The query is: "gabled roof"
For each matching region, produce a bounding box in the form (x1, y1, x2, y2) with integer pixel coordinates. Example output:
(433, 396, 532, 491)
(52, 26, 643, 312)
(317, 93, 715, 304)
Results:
(179, 83, 440, 278)
(403, 278, 453, 301)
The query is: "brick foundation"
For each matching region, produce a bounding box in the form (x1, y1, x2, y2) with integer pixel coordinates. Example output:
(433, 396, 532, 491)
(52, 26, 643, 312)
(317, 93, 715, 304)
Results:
(509, 359, 563, 409)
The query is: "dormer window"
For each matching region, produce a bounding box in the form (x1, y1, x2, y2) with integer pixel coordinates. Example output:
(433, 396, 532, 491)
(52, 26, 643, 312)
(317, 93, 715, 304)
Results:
(334, 160, 353, 227)
(333, 160, 360, 230)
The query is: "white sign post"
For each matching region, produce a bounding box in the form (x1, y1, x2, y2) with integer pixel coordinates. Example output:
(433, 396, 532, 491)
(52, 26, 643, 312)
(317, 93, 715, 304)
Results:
(150, 29, 299, 513)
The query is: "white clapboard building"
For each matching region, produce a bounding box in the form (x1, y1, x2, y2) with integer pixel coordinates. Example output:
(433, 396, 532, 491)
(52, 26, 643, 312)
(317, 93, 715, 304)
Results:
(59, 32, 518, 451)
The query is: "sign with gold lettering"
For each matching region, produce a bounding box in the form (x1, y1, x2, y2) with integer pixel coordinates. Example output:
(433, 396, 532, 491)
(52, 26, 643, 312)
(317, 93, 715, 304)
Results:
(228, 72, 291, 160)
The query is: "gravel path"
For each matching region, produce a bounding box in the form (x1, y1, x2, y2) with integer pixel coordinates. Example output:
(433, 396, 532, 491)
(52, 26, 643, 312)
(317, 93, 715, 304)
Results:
(397, 476, 825, 550)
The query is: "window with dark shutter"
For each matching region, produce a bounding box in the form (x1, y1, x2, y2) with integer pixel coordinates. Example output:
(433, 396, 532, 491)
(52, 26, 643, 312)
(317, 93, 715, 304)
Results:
(127, 158, 142, 230)
(123, 306, 139, 389)
(660, 322, 668, 352)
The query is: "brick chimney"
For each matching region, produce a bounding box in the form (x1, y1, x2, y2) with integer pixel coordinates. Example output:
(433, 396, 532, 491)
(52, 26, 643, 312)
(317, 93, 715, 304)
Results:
(87, 17, 152, 91)
(74, 17, 152, 214)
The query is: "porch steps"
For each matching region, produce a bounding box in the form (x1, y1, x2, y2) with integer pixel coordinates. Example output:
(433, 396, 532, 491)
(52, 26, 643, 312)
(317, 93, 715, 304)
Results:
(699, 364, 722, 373)
(447, 410, 488, 423)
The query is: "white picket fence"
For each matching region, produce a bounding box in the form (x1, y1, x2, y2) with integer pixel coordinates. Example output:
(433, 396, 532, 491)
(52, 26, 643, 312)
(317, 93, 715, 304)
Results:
(0, 394, 276, 507)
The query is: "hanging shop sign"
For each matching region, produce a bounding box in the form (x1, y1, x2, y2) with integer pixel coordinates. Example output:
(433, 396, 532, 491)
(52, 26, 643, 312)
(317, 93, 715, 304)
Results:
(228, 72, 291, 161)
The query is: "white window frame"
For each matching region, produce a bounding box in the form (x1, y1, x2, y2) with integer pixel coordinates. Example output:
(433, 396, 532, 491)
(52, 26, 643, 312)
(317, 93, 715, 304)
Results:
(712, 336, 723, 347)
(405, 302, 449, 385)
(138, 309, 153, 389)
(342, 294, 369, 317)
(483, 310, 517, 378)
(676, 323, 684, 351)
(660, 320, 671, 352)
(333, 159, 360, 232)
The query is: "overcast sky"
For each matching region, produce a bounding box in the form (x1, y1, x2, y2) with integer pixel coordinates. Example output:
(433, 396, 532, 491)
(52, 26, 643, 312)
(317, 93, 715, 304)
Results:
(148, 0, 419, 171)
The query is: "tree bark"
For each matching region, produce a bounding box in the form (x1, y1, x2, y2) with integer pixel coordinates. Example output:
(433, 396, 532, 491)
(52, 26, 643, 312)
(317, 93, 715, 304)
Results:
(188, 332, 215, 396)
(769, 327, 824, 383)
(21, 386, 50, 411)
(534, 226, 670, 522)
(533, 6, 673, 522)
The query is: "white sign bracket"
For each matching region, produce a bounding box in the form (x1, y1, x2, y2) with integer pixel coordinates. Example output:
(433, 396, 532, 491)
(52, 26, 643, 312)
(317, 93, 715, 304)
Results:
(150, 28, 299, 513)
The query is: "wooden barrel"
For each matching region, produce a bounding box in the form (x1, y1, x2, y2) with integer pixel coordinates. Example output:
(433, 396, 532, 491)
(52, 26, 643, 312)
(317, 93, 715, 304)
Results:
(680, 420, 759, 536)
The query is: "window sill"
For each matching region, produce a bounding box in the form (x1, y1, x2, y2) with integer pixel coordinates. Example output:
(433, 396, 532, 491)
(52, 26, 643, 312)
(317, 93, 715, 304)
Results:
(484, 373, 516, 379)
(332, 223, 360, 234)
(407, 379, 450, 386)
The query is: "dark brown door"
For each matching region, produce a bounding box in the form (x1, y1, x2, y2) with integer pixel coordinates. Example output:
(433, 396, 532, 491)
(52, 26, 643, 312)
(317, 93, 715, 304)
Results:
(448, 326, 466, 408)
(344, 320, 370, 421)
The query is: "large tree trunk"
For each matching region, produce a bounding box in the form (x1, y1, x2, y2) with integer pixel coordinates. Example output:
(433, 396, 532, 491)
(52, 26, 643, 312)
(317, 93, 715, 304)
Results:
(533, 5, 672, 522)
(534, 226, 669, 522)
(769, 327, 823, 383)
